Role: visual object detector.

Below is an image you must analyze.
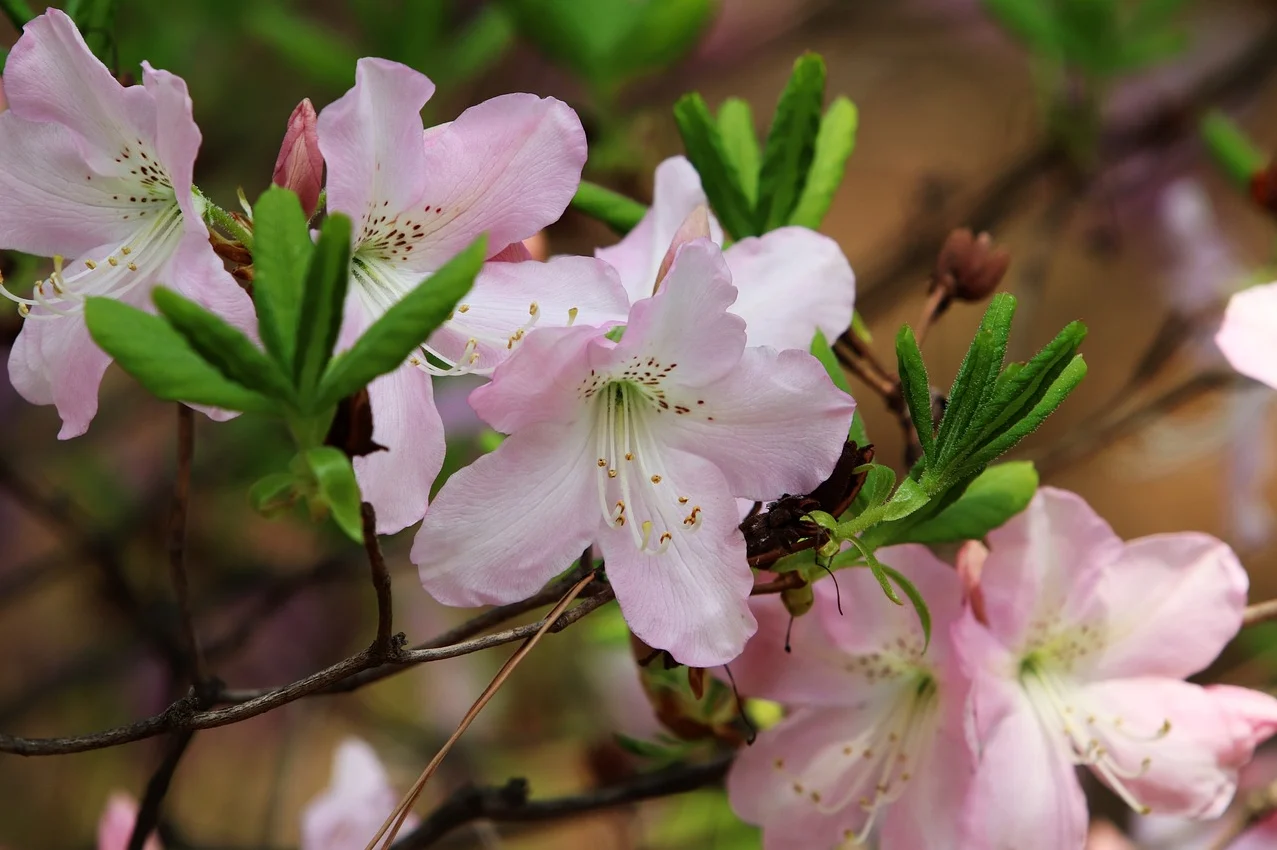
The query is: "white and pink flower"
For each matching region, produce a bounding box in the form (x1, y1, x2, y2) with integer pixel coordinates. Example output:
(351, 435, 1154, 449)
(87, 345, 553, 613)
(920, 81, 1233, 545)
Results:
(301, 737, 416, 850)
(1217, 281, 1277, 391)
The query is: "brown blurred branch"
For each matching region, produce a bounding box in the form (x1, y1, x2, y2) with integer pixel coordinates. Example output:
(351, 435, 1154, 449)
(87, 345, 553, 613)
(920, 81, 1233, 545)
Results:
(360, 502, 398, 657)
(128, 730, 195, 850)
(168, 405, 209, 691)
(1243, 598, 1277, 628)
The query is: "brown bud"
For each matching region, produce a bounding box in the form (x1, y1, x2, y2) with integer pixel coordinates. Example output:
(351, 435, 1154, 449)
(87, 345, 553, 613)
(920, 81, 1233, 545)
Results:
(932, 228, 1010, 304)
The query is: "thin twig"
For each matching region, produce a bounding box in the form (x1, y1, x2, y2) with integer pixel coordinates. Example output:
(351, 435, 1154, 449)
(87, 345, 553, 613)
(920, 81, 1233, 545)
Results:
(914, 286, 947, 347)
(750, 572, 807, 595)
(168, 405, 208, 691)
(367, 573, 598, 850)
(127, 730, 195, 850)
(360, 503, 397, 656)
(1243, 599, 1277, 628)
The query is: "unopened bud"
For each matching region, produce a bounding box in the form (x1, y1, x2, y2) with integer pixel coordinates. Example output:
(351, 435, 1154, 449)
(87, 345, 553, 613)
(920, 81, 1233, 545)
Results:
(932, 228, 1010, 304)
(654, 205, 713, 293)
(272, 99, 323, 218)
(782, 582, 814, 618)
(956, 540, 989, 626)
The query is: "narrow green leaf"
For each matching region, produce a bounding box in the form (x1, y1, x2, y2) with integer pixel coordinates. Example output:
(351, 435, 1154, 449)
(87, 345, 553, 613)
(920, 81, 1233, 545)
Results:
(1, 0, 36, 25)
(901, 461, 1038, 544)
(1128, 0, 1190, 31)
(436, 3, 516, 84)
(571, 181, 649, 235)
(295, 214, 354, 401)
(673, 93, 758, 240)
(881, 477, 930, 522)
(789, 97, 858, 229)
(851, 311, 872, 343)
(84, 298, 277, 414)
(1201, 111, 1266, 190)
(850, 464, 896, 517)
(251, 187, 314, 368)
(935, 293, 1017, 466)
(756, 53, 826, 232)
(879, 563, 932, 649)
(152, 287, 297, 405)
(608, 0, 717, 83)
(717, 98, 761, 205)
(968, 321, 1085, 446)
(895, 326, 936, 462)
(980, 0, 1063, 55)
(249, 472, 300, 518)
(305, 446, 364, 542)
(316, 236, 485, 410)
(244, 3, 359, 90)
(965, 355, 1088, 472)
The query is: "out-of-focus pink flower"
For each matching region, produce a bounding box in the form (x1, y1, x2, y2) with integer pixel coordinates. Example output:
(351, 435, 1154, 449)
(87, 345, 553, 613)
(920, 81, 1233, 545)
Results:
(0, 10, 254, 438)
(596, 156, 855, 352)
(272, 99, 323, 218)
(957, 488, 1277, 850)
(301, 738, 417, 850)
(97, 794, 161, 850)
(1134, 749, 1277, 849)
(413, 238, 855, 666)
(316, 58, 629, 533)
(1217, 282, 1277, 390)
(1085, 821, 1136, 850)
(727, 546, 973, 849)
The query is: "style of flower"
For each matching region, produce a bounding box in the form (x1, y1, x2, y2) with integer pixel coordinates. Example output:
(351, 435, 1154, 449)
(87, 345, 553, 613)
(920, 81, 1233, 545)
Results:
(0, 9, 255, 438)
(957, 487, 1277, 850)
(1216, 281, 1277, 390)
(301, 738, 416, 850)
(316, 58, 630, 533)
(596, 155, 855, 351)
(727, 547, 973, 850)
(412, 238, 855, 666)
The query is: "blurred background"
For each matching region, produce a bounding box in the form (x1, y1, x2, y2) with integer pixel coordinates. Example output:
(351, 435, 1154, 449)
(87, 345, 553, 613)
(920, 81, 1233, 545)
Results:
(3, 0, 1277, 847)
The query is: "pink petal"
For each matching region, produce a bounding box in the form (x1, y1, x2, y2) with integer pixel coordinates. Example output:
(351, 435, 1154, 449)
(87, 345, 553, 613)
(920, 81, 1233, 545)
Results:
(413, 417, 598, 606)
(407, 93, 586, 267)
(1086, 533, 1246, 681)
(596, 156, 724, 304)
(599, 447, 756, 667)
(1216, 281, 1277, 389)
(879, 723, 976, 850)
(354, 364, 446, 534)
(301, 738, 416, 850)
(140, 63, 201, 225)
(960, 670, 1088, 850)
(317, 58, 434, 243)
(489, 240, 534, 263)
(97, 793, 161, 850)
(723, 227, 855, 352)
(273, 98, 323, 217)
(660, 346, 854, 500)
(980, 487, 1121, 650)
(621, 239, 746, 387)
(426, 256, 629, 374)
(162, 217, 258, 341)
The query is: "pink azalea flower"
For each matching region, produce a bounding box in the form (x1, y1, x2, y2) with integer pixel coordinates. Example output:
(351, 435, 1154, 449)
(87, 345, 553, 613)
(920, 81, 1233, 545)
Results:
(412, 238, 855, 666)
(301, 738, 417, 850)
(96, 793, 162, 850)
(0, 9, 255, 438)
(957, 487, 1277, 850)
(1217, 281, 1277, 391)
(596, 156, 855, 352)
(1132, 749, 1277, 849)
(317, 58, 630, 533)
(726, 546, 974, 850)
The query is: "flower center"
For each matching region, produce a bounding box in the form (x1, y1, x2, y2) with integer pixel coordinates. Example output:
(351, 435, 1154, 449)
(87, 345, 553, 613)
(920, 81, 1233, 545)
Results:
(773, 674, 941, 843)
(1019, 656, 1171, 815)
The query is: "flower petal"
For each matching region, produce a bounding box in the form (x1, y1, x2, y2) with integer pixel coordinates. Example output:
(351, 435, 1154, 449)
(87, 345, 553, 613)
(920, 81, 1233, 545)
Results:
(599, 447, 755, 666)
(961, 670, 1088, 850)
(317, 58, 434, 242)
(354, 364, 446, 534)
(596, 156, 724, 303)
(660, 346, 854, 500)
(301, 738, 416, 850)
(414, 417, 598, 606)
(1086, 533, 1246, 681)
(469, 324, 606, 433)
(1216, 281, 1277, 390)
(426, 256, 629, 374)
(405, 93, 586, 267)
(140, 64, 201, 221)
(980, 487, 1119, 650)
(723, 228, 855, 351)
(880, 721, 976, 850)
(97, 793, 161, 850)
(163, 220, 258, 339)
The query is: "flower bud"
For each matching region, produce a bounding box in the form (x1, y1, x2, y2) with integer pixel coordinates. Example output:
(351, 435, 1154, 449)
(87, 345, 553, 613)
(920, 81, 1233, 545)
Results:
(654, 204, 712, 292)
(932, 228, 1010, 304)
(272, 99, 323, 218)
(956, 539, 989, 625)
(782, 581, 814, 617)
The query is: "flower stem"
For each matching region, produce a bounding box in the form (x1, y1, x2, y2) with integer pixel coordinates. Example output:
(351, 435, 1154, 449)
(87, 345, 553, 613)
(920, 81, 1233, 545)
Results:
(201, 194, 255, 251)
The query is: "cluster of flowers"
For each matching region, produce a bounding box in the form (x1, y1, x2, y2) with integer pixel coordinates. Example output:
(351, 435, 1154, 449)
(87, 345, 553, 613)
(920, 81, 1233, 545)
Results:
(4, 10, 1277, 850)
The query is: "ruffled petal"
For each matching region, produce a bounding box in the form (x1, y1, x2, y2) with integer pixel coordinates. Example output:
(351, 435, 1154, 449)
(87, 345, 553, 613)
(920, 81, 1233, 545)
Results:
(300, 738, 415, 850)
(413, 417, 598, 606)
(659, 346, 854, 500)
(354, 364, 446, 534)
(317, 58, 434, 242)
(723, 228, 855, 352)
(1216, 281, 1277, 390)
(1086, 534, 1246, 681)
(599, 447, 755, 667)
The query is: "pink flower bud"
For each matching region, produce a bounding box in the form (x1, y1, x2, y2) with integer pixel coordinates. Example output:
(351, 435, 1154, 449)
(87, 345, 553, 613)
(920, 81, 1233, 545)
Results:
(272, 98, 322, 217)
(97, 794, 162, 850)
(955, 539, 988, 625)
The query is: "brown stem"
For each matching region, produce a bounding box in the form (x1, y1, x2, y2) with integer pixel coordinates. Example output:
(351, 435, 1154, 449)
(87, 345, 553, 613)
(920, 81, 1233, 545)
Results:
(126, 729, 195, 850)
(168, 405, 208, 691)
(1243, 598, 1277, 628)
(915, 286, 948, 347)
(360, 502, 396, 657)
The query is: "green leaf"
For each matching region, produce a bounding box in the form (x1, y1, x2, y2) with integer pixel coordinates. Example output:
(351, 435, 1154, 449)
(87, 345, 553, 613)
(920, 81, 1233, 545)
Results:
(1111, 28, 1187, 73)
(717, 98, 761, 205)
(0, 0, 35, 27)
(756, 53, 826, 233)
(84, 298, 277, 414)
(608, 0, 717, 83)
(851, 464, 896, 516)
(968, 320, 1086, 447)
(980, 0, 1062, 56)
(673, 93, 758, 240)
(1201, 111, 1266, 190)
(244, 4, 359, 90)
(879, 562, 932, 649)
(935, 293, 1017, 466)
(435, 3, 516, 85)
(251, 187, 315, 368)
(151, 287, 297, 405)
(571, 181, 649, 234)
(881, 477, 929, 522)
(810, 329, 869, 446)
(902, 461, 1038, 543)
(64, 0, 116, 62)
(316, 236, 485, 410)
(249, 471, 300, 518)
(788, 97, 858, 230)
(305, 446, 364, 542)
(850, 311, 872, 343)
(965, 355, 1088, 471)
(895, 326, 936, 462)
(295, 214, 354, 402)
(1128, 0, 1191, 31)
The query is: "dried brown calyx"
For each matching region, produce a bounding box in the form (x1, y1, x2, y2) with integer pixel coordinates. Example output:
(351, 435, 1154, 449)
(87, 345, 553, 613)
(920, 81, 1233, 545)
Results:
(930, 228, 1011, 310)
